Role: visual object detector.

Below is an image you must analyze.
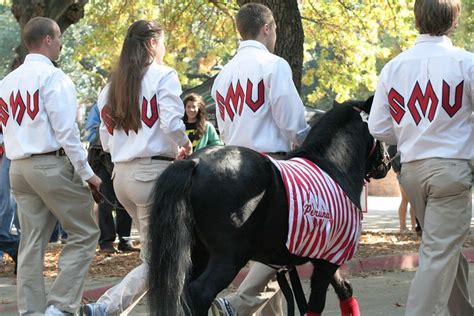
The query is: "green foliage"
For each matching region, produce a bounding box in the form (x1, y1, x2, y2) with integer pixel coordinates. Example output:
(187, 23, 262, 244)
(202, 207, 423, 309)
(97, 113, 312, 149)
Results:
(300, 0, 417, 109)
(1, 0, 472, 109)
(300, 0, 472, 110)
(66, 0, 158, 102)
(0, 3, 19, 78)
(158, 0, 238, 88)
(452, 0, 473, 51)
(70, 0, 237, 101)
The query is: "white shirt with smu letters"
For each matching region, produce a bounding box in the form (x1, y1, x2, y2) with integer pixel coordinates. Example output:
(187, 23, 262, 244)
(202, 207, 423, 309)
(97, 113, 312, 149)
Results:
(0, 54, 94, 180)
(98, 63, 189, 163)
(369, 35, 473, 163)
(211, 40, 310, 153)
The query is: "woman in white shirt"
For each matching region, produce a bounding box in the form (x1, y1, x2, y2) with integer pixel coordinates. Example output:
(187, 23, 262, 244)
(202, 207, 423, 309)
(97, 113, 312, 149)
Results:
(84, 20, 192, 316)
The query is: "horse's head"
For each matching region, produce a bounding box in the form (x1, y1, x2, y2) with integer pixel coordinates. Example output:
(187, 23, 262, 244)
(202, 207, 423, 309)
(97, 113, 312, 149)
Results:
(352, 96, 391, 181)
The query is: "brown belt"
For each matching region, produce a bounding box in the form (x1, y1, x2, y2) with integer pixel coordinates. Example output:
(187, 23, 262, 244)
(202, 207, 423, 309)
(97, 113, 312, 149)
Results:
(265, 151, 287, 159)
(151, 155, 174, 161)
(31, 148, 66, 157)
(267, 151, 287, 156)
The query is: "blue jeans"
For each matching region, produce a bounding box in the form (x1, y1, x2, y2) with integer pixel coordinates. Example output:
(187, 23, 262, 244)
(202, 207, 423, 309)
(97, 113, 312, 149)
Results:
(0, 156, 19, 260)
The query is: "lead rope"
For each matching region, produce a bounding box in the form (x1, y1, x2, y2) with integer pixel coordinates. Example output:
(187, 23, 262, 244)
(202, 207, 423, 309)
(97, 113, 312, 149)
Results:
(272, 264, 308, 316)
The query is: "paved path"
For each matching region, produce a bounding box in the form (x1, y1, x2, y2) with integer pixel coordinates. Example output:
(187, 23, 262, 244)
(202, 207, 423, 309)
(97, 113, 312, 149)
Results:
(363, 196, 474, 231)
(1, 196, 473, 315)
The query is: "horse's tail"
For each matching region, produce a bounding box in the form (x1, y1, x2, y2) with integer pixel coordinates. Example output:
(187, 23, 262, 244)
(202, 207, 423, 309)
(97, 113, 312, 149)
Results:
(148, 159, 198, 316)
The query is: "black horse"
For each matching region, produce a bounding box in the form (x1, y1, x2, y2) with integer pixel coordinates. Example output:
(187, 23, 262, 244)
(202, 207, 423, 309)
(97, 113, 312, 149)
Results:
(148, 98, 390, 315)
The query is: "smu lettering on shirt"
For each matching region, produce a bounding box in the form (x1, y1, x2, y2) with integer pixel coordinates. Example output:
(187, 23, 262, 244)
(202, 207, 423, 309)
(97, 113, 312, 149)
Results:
(211, 40, 309, 153)
(268, 156, 362, 265)
(369, 35, 473, 163)
(0, 54, 93, 180)
(98, 63, 188, 163)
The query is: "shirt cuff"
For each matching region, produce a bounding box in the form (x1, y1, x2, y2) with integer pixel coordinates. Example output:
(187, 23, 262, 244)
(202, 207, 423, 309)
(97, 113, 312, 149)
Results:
(296, 126, 311, 146)
(173, 132, 189, 147)
(77, 164, 95, 182)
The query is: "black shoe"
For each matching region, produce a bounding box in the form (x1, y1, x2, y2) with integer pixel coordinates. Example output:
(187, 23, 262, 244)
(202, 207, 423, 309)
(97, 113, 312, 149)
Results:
(117, 242, 140, 252)
(415, 225, 422, 237)
(99, 246, 118, 254)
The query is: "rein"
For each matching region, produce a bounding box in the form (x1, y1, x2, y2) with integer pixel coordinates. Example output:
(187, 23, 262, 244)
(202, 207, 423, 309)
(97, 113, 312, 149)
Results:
(366, 140, 377, 162)
(265, 263, 307, 316)
(352, 105, 380, 181)
(98, 189, 126, 211)
(352, 105, 391, 182)
(88, 183, 126, 210)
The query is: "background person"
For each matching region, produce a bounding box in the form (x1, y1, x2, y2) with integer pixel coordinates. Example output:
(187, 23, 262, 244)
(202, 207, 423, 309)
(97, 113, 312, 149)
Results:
(0, 126, 19, 273)
(83, 19, 192, 315)
(387, 145, 417, 234)
(0, 17, 101, 315)
(183, 93, 221, 150)
(368, 1, 473, 314)
(85, 103, 136, 253)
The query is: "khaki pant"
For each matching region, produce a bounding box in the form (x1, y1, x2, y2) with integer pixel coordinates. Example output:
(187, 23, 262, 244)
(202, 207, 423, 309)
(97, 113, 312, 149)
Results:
(400, 158, 473, 316)
(9, 156, 99, 315)
(224, 152, 284, 316)
(227, 262, 283, 316)
(97, 158, 170, 315)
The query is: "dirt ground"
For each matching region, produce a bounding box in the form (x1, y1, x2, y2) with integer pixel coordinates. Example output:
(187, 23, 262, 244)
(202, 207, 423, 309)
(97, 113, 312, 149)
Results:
(368, 169, 400, 197)
(2, 231, 474, 278)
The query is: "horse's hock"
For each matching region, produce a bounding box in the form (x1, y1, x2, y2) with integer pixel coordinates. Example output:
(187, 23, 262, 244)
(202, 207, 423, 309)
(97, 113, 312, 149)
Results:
(368, 169, 400, 197)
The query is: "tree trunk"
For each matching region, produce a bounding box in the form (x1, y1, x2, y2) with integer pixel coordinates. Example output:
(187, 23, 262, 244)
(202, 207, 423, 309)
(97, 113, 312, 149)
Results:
(236, 0, 304, 92)
(10, 0, 88, 70)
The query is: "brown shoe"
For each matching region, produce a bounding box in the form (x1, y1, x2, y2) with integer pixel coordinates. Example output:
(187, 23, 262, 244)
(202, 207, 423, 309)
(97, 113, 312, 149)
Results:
(118, 242, 140, 252)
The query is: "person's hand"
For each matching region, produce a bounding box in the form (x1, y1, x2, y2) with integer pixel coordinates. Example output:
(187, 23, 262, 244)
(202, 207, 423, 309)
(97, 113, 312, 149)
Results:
(177, 140, 193, 160)
(86, 174, 103, 203)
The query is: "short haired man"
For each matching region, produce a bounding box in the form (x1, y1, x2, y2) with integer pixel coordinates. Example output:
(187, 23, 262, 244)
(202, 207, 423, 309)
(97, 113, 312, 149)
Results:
(0, 17, 101, 315)
(368, 1, 473, 315)
(210, 3, 310, 315)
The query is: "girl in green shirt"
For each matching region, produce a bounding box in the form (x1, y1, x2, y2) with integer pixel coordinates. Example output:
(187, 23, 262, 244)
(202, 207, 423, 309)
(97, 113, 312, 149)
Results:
(183, 93, 222, 150)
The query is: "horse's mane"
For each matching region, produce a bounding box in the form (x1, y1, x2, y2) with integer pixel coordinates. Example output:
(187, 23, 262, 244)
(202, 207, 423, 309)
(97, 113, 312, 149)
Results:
(290, 101, 367, 159)
(287, 100, 371, 207)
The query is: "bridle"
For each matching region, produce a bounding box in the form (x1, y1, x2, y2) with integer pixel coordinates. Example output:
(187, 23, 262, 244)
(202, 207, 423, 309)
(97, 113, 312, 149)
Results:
(352, 106, 391, 181)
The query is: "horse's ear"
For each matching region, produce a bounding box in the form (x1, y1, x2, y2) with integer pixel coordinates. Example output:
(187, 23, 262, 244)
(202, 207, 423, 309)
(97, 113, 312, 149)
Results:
(362, 95, 374, 114)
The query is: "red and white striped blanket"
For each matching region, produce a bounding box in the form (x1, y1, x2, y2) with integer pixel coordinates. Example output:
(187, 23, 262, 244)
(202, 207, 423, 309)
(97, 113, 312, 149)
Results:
(268, 156, 362, 265)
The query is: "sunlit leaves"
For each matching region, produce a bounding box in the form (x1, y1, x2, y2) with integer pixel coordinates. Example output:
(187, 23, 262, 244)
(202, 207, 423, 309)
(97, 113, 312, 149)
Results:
(300, 0, 417, 108)
(72, 0, 237, 94)
(1, 0, 471, 109)
(0, 3, 19, 78)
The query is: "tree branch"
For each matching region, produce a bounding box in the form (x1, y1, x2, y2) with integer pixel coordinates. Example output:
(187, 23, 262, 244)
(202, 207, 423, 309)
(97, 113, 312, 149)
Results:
(335, 0, 371, 39)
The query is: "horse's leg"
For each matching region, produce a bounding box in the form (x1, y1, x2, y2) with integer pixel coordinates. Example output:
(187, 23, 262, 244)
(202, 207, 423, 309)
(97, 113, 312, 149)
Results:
(307, 259, 339, 316)
(187, 254, 247, 316)
(330, 269, 360, 316)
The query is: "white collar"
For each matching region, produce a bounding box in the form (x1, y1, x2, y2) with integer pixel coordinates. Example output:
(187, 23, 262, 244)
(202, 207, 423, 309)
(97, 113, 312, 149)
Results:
(415, 34, 453, 46)
(237, 40, 270, 53)
(24, 53, 55, 66)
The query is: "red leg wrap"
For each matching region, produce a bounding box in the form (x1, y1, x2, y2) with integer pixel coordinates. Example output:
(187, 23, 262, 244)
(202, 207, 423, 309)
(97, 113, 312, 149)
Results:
(339, 297, 360, 316)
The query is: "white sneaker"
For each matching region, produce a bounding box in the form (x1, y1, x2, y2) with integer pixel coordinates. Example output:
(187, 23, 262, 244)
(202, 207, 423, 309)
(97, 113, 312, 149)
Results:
(82, 302, 107, 316)
(210, 297, 236, 316)
(45, 305, 73, 316)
